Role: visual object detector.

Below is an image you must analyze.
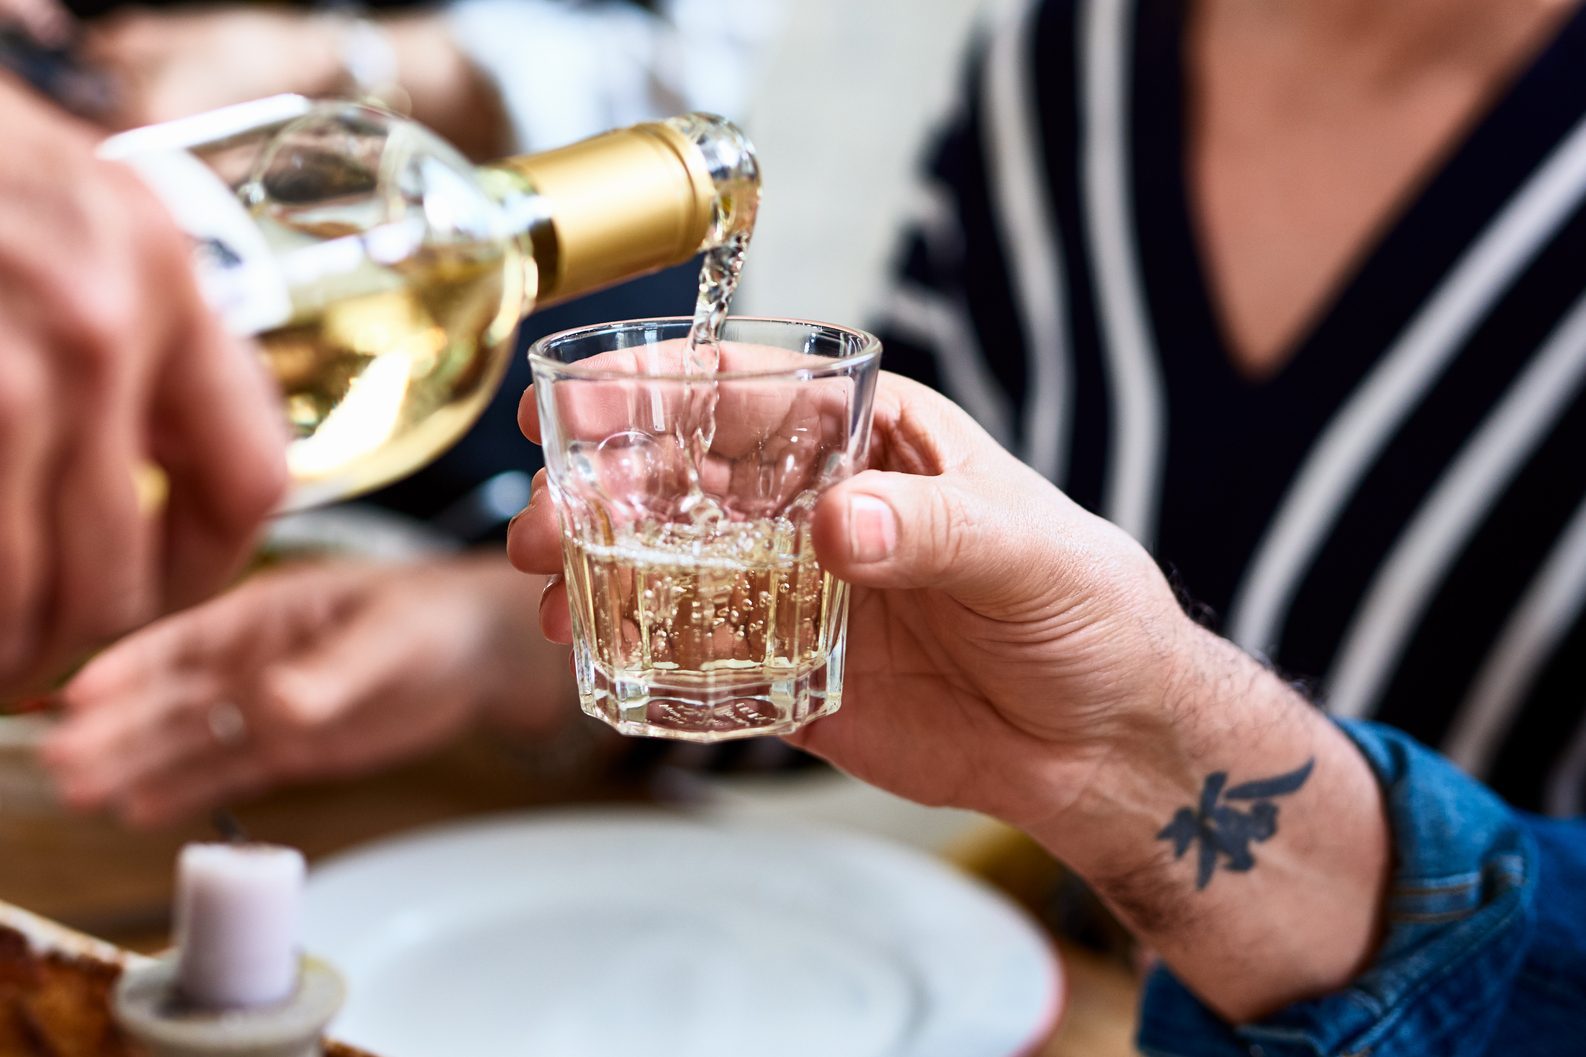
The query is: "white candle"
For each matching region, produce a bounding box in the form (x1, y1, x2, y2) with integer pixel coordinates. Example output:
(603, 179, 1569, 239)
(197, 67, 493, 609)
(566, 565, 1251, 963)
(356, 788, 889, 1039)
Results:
(174, 843, 305, 1010)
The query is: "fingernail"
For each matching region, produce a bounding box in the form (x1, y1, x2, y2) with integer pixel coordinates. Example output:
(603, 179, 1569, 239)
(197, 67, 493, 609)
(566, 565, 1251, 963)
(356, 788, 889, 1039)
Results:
(848, 495, 897, 564)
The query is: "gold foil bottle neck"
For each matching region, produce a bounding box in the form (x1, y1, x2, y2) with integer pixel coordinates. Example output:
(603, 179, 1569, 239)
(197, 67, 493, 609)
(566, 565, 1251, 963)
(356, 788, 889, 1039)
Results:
(488, 121, 718, 306)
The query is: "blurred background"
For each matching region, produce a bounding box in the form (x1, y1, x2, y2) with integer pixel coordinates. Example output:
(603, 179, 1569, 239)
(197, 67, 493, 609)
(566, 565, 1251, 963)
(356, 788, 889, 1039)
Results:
(738, 0, 1001, 325)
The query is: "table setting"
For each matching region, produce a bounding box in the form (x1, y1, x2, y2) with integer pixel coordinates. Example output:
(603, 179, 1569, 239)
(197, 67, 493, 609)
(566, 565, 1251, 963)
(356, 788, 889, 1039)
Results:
(0, 733, 1140, 1057)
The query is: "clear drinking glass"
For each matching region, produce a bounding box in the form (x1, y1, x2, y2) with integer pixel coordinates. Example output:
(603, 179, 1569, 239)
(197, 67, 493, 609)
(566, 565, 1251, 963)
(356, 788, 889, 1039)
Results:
(530, 318, 882, 742)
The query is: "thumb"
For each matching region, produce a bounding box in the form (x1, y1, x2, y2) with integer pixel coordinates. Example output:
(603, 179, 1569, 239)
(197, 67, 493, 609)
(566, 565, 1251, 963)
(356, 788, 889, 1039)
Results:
(813, 470, 1031, 606)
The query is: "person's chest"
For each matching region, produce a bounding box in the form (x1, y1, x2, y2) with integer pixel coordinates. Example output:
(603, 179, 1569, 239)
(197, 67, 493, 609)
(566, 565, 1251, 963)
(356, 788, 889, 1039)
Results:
(1184, 2, 1578, 380)
(887, 0, 1586, 810)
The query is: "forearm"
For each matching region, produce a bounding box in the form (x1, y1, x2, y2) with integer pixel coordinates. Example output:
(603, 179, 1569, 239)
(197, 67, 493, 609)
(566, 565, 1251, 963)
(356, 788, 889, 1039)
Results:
(1031, 623, 1391, 1021)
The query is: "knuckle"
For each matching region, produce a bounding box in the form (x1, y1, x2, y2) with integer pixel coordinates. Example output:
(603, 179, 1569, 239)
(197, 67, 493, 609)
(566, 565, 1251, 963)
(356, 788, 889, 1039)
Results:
(93, 582, 157, 643)
(236, 463, 289, 525)
(136, 207, 200, 284)
(206, 456, 288, 534)
(67, 600, 139, 657)
(55, 281, 138, 380)
(227, 424, 292, 524)
(0, 356, 47, 426)
(271, 701, 319, 738)
(59, 168, 194, 361)
(257, 693, 310, 739)
(0, 639, 26, 684)
(0, 557, 39, 668)
(925, 486, 967, 575)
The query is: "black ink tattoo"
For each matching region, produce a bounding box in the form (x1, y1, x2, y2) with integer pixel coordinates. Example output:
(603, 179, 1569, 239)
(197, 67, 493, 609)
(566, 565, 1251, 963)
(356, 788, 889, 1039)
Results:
(1157, 759, 1314, 890)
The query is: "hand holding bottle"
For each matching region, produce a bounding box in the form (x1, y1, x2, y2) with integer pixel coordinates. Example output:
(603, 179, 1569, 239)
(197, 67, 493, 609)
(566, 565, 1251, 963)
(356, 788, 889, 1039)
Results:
(96, 101, 752, 511)
(0, 75, 285, 696)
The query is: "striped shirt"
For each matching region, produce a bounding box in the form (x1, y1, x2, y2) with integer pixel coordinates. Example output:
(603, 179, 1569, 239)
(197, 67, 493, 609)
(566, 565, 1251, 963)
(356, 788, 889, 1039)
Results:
(874, 0, 1586, 816)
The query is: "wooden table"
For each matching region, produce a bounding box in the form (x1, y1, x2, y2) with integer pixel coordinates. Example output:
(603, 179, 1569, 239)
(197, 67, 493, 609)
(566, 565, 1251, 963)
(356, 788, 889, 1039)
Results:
(0, 732, 1140, 1056)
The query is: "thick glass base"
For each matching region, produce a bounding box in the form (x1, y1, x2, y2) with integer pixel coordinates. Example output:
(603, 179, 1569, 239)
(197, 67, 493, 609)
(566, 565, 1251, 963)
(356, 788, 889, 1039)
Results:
(574, 638, 846, 743)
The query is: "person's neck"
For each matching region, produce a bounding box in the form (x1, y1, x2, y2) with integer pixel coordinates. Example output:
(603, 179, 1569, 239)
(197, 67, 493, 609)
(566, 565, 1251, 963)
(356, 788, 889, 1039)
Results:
(1218, 0, 1578, 76)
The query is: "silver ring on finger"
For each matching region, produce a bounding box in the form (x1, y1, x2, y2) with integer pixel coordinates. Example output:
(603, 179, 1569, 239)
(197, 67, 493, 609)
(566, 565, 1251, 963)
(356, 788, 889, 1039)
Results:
(206, 701, 248, 750)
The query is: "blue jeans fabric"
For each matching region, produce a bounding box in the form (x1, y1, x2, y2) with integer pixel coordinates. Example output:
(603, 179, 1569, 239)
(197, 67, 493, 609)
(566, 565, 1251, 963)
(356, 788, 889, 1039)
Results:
(1136, 720, 1586, 1057)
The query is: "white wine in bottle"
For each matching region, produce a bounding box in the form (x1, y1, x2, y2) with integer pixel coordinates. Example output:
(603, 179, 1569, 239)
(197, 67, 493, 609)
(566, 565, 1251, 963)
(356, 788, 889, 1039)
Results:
(100, 97, 759, 510)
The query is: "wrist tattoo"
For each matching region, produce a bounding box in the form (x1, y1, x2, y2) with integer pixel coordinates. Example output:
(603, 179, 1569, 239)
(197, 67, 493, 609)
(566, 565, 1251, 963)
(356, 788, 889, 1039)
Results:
(1157, 759, 1314, 890)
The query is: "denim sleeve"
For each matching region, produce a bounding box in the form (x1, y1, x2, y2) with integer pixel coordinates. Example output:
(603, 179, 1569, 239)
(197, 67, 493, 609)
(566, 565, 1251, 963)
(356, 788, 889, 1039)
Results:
(1135, 719, 1586, 1057)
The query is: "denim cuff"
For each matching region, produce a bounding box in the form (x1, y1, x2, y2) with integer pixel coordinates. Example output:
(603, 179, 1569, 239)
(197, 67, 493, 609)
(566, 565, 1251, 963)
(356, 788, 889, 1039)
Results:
(1137, 719, 1537, 1057)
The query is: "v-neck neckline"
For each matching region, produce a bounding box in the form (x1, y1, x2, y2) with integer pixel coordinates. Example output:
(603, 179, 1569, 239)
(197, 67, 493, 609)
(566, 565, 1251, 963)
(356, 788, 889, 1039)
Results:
(1130, 0, 1586, 408)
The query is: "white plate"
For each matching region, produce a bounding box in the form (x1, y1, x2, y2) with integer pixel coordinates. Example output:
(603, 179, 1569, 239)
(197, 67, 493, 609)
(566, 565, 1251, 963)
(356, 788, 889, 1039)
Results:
(305, 810, 1062, 1057)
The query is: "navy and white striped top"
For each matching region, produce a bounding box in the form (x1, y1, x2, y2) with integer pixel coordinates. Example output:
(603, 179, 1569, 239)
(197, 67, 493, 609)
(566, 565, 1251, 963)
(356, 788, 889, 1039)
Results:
(875, 0, 1586, 816)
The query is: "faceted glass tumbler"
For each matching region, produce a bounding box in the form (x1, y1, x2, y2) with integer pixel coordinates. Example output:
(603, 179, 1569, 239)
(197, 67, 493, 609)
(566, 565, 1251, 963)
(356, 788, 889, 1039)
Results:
(529, 318, 882, 741)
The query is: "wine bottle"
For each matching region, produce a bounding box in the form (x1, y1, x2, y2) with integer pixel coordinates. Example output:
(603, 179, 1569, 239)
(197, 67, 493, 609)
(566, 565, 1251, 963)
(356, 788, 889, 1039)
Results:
(100, 96, 759, 511)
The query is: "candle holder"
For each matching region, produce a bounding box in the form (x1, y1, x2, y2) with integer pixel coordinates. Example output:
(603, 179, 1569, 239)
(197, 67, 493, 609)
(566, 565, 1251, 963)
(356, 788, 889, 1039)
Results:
(113, 954, 345, 1057)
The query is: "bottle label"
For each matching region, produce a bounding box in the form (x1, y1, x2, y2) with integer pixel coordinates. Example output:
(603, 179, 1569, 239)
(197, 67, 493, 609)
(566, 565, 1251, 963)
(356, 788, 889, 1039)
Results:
(106, 148, 293, 336)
